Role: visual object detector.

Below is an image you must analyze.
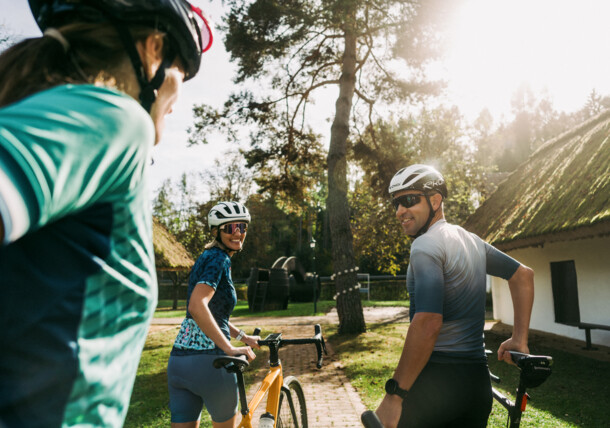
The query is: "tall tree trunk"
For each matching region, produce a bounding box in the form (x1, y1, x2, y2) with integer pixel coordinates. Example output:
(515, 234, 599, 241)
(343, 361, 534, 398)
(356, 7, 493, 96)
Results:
(326, 29, 366, 334)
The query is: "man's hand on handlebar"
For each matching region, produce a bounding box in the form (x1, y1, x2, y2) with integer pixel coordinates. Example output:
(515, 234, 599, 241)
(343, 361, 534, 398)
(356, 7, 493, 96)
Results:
(375, 394, 402, 428)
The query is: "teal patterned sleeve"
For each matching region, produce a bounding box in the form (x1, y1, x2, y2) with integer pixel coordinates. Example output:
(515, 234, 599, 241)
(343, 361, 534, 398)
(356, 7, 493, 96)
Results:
(0, 85, 154, 244)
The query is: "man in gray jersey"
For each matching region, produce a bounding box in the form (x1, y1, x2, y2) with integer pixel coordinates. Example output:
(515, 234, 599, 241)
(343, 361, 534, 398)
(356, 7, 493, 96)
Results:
(376, 164, 535, 428)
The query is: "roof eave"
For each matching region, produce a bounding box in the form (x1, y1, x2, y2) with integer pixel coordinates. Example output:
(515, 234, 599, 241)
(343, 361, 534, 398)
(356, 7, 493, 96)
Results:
(492, 221, 610, 251)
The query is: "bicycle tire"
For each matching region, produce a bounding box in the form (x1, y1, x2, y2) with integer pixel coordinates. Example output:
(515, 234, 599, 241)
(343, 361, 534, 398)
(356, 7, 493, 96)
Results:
(277, 376, 307, 428)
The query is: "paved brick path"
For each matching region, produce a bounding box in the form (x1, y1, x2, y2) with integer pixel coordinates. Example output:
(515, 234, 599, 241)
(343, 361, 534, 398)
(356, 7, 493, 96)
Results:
(226, 308, 410, 427)
(243, 325, 367, 427)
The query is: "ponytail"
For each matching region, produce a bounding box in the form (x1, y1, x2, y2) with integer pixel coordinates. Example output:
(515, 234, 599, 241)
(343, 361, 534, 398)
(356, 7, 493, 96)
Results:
(0, 22, 159, 108)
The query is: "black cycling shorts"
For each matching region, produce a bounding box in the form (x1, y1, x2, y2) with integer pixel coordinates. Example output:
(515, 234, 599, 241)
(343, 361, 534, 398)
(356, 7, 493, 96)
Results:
(398, 361, 492, 428)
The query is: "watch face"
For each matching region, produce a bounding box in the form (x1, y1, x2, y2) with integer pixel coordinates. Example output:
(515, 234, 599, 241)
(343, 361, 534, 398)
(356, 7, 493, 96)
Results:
(385, 378, 407, 398)
(385, 379, 397, 394)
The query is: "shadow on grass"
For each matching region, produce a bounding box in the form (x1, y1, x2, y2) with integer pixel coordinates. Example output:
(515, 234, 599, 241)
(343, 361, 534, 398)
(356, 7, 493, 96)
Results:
(329, 321, 609, 427)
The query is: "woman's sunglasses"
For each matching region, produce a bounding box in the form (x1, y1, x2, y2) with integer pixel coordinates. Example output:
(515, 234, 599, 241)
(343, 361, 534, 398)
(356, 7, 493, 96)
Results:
(220, 222, 248, 234)
(391, 194, 426, 210)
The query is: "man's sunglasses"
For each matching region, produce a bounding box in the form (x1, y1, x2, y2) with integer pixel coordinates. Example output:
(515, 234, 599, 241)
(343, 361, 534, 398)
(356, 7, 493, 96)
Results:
(220, 222, 248, 234)
(391, 194, 426, 210)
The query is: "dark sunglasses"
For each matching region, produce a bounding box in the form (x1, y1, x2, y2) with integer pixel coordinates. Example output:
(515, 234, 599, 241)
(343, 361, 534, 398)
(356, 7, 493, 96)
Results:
(220, 222, 248, 234)
(392, 194, 426, 210)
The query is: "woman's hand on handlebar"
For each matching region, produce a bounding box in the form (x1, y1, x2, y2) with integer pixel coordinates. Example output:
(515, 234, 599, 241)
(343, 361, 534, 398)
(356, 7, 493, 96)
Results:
(497, 337, 529, 366)
(227, 345, 257, 362)
(242, 334, 261, 349)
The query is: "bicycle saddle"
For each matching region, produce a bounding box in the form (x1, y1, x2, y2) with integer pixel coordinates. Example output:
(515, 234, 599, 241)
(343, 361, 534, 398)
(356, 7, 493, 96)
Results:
(510, 351, 553, 388)
(213, 355, 249, 373)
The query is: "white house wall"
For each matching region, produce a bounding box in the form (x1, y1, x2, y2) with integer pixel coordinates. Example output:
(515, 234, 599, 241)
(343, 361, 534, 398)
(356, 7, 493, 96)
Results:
(491, 235, 610, 347)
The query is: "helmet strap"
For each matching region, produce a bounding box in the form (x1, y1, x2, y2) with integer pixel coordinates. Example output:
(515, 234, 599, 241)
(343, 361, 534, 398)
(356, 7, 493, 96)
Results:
(410, 195, 437, 239)
(111, 21, 176, 112)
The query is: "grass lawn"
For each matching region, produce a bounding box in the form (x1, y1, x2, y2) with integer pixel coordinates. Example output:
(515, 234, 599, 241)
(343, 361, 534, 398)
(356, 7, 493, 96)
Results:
(328, 322, 610, 427)
(154, 299, 409, 319)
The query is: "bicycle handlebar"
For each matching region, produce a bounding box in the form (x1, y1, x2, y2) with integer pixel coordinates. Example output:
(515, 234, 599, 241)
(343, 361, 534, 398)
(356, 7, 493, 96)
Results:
(361, 410, 384, 428)
(255, 324, 328, 368)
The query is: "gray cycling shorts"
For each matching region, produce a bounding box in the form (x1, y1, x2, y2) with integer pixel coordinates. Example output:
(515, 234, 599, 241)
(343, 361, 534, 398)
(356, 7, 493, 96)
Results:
(167, 352, 239, 423)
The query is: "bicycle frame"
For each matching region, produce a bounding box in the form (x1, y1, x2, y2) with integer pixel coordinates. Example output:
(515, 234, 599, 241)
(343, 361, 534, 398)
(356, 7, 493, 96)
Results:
(488, 350, 553, 428)
(491, 379, 528, 428)
(237, 363, 283, 427)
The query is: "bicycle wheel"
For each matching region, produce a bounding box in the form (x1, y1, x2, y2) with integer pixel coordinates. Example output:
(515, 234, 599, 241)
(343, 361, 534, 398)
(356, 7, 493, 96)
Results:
(277, 376, 307, 428)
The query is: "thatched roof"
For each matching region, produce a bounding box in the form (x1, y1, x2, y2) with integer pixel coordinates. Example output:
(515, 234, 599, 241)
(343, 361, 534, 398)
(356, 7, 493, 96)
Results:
(152, 217, 194, 270)
(463, 110, 610, 251)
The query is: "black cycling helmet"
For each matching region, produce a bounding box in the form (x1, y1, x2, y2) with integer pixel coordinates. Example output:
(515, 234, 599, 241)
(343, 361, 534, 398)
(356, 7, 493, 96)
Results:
(29, 0, 213, 110)
(389, 164, 447, 238)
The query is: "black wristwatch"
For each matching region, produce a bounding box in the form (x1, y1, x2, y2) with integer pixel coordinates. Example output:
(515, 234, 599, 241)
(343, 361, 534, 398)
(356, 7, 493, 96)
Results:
(385, 379, 408, 399)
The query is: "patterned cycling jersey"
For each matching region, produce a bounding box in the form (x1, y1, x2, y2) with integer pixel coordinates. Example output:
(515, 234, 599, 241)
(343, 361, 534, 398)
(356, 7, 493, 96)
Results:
(172, 246, 237, 354)
(406, 220, 519, 362)
(0, 84, 157, 427)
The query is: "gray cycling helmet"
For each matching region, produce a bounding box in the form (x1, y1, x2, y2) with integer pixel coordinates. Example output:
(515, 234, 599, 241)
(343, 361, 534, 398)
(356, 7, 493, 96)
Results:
(389, 164, 447, 238)
(208, 202, 251, 229)
(388, 164, 447, 198)
(29, 0, 213, 110)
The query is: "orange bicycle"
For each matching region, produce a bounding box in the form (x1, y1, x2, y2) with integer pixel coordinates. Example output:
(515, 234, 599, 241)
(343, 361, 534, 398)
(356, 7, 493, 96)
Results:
(214, 324, 327, 427)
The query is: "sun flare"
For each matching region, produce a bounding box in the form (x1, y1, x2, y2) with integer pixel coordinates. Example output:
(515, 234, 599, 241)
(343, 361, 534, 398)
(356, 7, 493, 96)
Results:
(442, 0, 610, 119)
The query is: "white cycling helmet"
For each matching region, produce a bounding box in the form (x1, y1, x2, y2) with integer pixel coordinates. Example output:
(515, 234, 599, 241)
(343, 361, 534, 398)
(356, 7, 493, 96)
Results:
(389, 164, 447, 238)
(388, 164, 447, 198)
(208, 202, 251, 229)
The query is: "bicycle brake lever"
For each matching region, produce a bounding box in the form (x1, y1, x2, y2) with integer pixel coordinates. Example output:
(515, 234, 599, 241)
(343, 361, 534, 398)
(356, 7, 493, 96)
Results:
(315, 342, 324, 368)
(313, 324, 328, 355)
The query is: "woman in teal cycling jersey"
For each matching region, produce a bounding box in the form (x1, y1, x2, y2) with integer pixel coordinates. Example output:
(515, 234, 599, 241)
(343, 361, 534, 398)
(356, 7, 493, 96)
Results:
(0, 1, 213, 427)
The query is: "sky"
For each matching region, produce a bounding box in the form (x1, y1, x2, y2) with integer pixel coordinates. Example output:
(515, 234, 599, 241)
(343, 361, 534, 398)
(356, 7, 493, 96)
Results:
(2, 0, 610, 199)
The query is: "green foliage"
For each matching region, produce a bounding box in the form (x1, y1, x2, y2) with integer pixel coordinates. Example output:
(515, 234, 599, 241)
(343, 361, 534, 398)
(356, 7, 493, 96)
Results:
(190, 93, 328, 212)
(349, 183, 410, 275)
(352, 106, 492, 236)
(187, 0, 454, 247)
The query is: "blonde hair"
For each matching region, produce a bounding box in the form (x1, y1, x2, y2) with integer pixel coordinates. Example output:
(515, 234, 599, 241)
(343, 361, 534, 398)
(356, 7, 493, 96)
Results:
(0, 22, 167, 107)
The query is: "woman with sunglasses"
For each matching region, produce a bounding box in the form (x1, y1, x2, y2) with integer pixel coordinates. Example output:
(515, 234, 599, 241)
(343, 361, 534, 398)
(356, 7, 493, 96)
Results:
(0, 1, 212, 426)
(168, 201, 260, 428)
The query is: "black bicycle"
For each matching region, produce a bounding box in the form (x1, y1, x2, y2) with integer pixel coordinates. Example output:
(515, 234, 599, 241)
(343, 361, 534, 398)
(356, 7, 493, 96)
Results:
(488, 350, 553, 428)
(361, 350, 553, 428)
